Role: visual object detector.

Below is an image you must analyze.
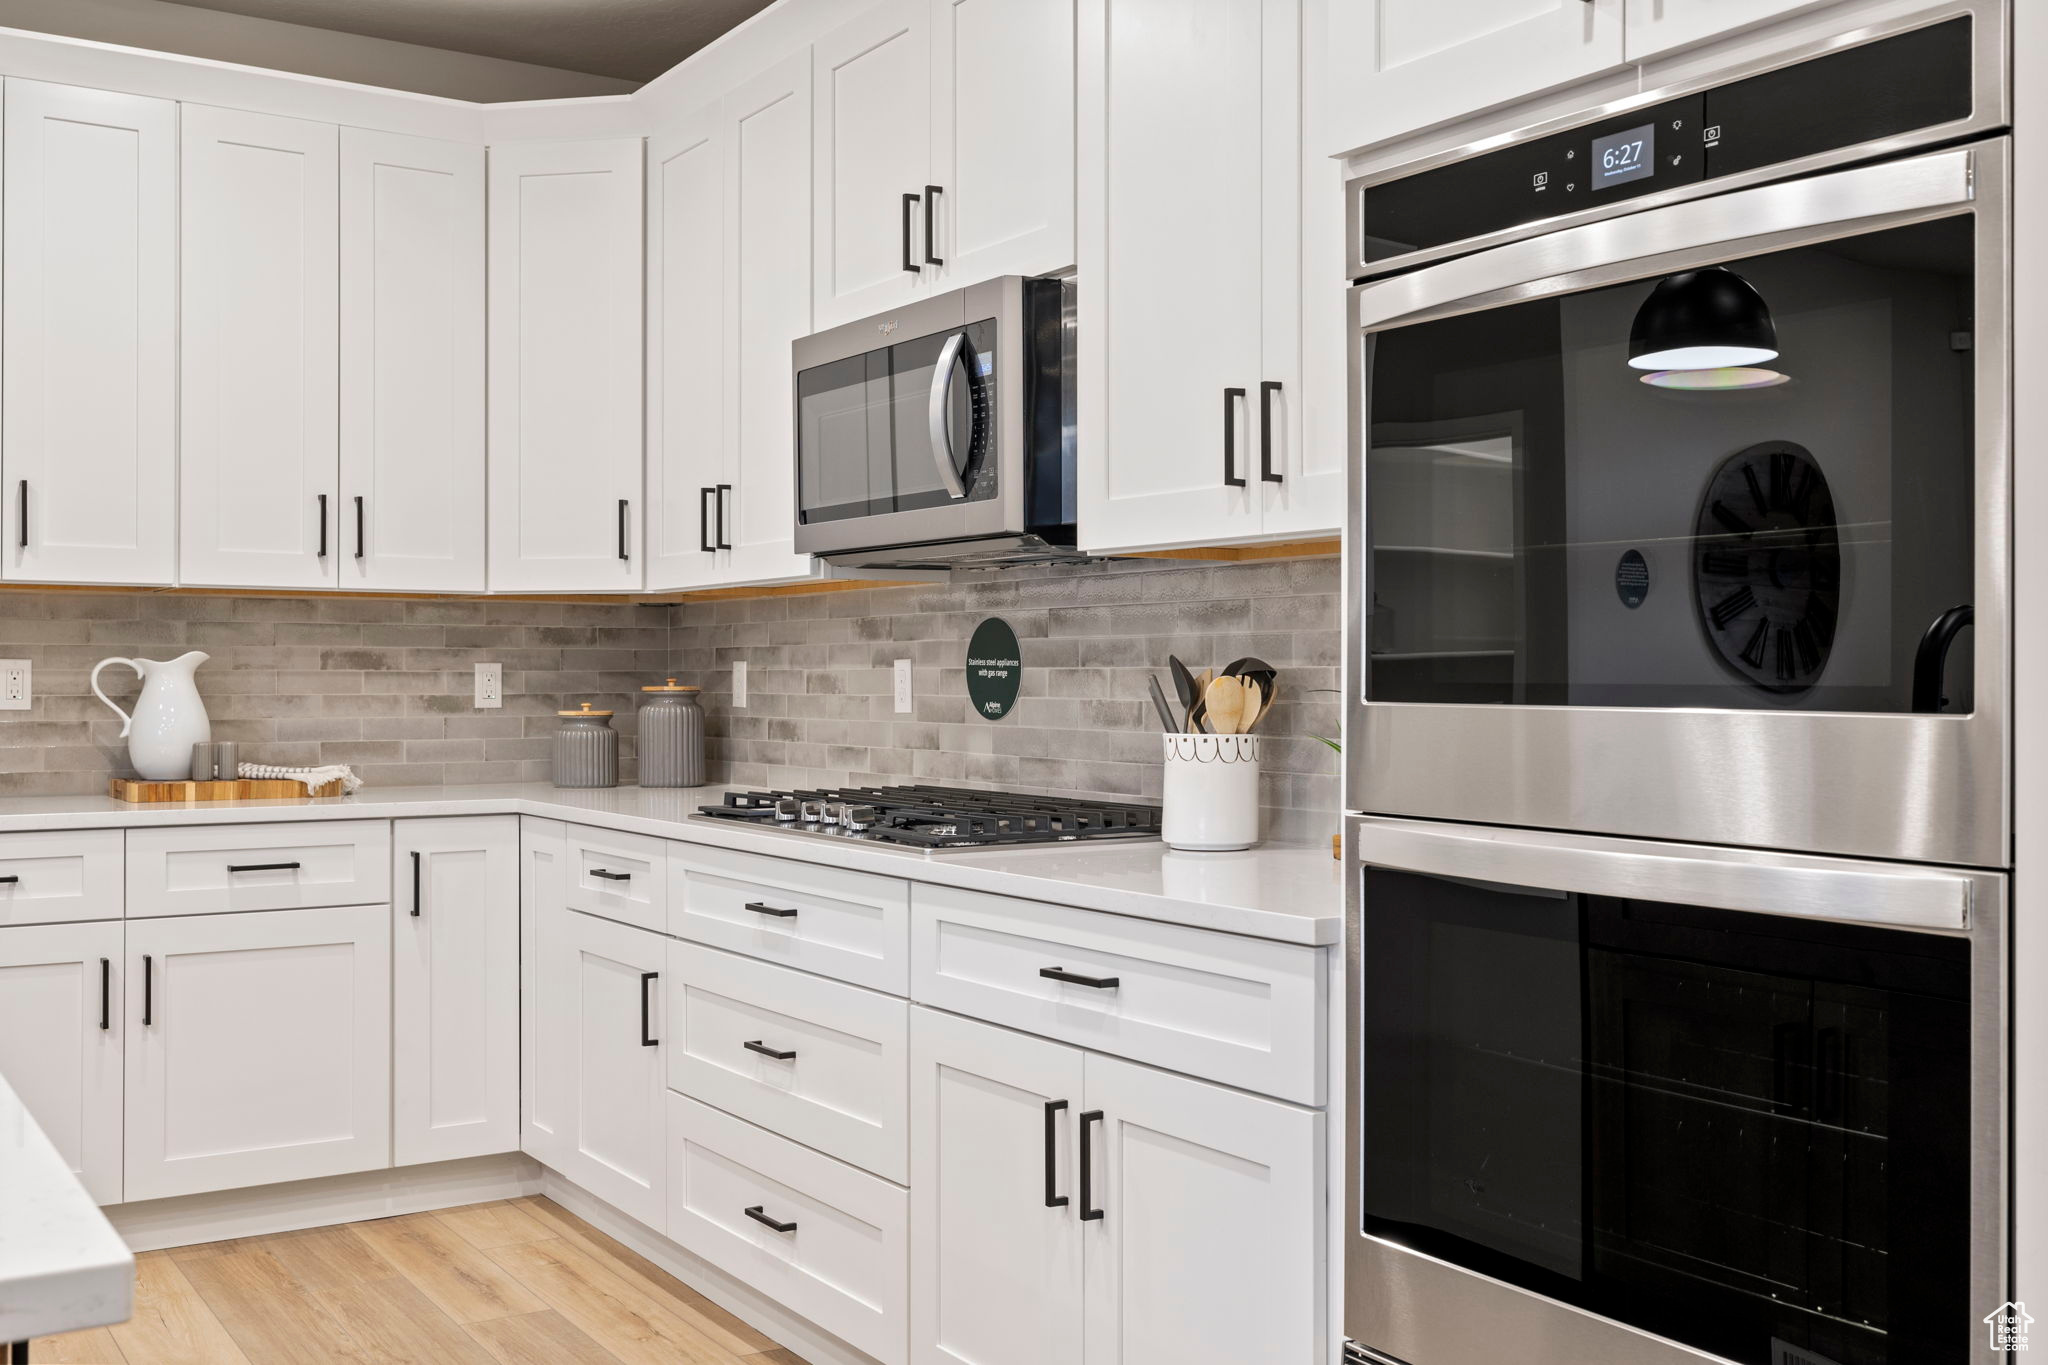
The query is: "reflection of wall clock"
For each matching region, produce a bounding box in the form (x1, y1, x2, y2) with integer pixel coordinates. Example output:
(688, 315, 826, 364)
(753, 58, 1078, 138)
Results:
(1691, 441, 1840, 695)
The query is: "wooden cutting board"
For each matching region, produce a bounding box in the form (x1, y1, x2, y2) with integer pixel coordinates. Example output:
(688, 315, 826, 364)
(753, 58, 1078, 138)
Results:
(109, 777, 346, 803)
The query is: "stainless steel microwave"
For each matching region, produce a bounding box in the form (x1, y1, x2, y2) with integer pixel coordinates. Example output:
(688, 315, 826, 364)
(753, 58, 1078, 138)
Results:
(791, 275, 1077, 570)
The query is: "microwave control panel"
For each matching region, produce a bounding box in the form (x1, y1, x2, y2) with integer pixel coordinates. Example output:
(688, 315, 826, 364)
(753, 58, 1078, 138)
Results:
(1356, 16, 1974, 271)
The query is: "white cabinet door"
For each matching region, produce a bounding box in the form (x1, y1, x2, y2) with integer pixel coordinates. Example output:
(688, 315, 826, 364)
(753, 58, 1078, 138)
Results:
(1624, 0, 1840, 61)
(535, 903, 667, 1229)
(392, 816, 518, 1167)
(124, 904, 391, 1202)
(724, 52, 824, 586)
(179, 105, 340, 590)
(1077, 0, 1289, 553)
(520, 817, 569, 1166)
(910, 1007, 1084, 1365)
(2, 81, 177, 587)
(1080, 1053, 1322, 1365)
(814, 0, 933, 329)
(340, 128, 485, 593)
(487, 138, 644, 592)
(645, 101, 732, 592)
(928, 0, 1076, 286)
(1323, 0, 1624, 153)
(0, 922, 123, 1204)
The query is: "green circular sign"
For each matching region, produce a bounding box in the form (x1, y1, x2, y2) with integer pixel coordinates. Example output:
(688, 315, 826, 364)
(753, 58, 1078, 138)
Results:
(965, 617, 1023, 722)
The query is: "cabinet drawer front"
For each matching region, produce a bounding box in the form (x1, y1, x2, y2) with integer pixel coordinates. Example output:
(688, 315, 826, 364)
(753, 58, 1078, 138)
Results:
(670, 845, 908, 993)
(564, 824, 666, 931)
(0, 830, 123, 926)
(666, 1091, 908, 1365)
(667, 943, 908, 1182)
(126, 821, 391, 917)
(910, 886, 1325, 1105)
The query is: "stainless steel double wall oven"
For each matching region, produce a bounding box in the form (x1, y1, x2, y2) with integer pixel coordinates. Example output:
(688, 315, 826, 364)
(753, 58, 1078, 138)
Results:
(1343, 8, 2012, 1365)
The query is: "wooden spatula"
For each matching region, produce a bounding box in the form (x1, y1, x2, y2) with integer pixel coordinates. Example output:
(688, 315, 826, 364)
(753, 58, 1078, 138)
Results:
(1203, 675, 1247, 736)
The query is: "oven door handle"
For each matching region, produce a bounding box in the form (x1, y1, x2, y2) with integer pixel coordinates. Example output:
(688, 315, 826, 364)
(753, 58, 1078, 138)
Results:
(1350, 816, 1976, 932)
(926, 330, 972, 501)
(1359, 145, 1979, 331)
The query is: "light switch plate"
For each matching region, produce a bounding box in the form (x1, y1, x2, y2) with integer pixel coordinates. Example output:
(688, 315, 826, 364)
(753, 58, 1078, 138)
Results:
(894, 659, 913, 713)
(474, 662, 502, 708)
(733, 660, 748, 708)
(0, 660, 28, 710)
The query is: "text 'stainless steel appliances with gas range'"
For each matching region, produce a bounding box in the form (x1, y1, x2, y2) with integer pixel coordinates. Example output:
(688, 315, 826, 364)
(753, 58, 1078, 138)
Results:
(1343, 8, 2011, 1365)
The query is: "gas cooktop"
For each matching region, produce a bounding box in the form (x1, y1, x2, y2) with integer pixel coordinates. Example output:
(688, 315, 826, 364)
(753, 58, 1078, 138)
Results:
(694, 785, 1162, 852)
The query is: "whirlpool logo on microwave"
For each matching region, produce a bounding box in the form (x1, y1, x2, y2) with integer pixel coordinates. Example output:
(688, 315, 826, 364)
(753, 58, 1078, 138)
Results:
(875, 320, 899, 336)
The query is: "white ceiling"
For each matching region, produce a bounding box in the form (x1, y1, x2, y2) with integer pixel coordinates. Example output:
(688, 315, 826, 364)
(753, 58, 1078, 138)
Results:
(167, 0, 776, 82)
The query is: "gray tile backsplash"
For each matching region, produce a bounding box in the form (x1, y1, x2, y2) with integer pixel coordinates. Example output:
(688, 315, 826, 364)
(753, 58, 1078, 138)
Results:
(0, 555, 1342, 840)
(670, 556, 1343, 842)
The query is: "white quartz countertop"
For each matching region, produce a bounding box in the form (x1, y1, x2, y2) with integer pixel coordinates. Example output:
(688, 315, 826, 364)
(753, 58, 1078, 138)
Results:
(0, 783, 1344, 945)
(0, 1073, 132, 1344)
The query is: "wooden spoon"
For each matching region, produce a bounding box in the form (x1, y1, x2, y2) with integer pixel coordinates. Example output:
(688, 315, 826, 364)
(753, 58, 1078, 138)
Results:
(1204, 675, 1246, 735)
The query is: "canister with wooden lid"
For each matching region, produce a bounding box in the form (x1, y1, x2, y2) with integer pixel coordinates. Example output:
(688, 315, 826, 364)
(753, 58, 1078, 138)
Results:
(638, 679, 705, 788)
(552, 702, 618, 788)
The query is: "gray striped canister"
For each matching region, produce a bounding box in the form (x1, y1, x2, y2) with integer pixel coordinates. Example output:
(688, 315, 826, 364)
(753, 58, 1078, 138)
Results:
(637, 680, 705, 788)
(552, 702, 619, 788)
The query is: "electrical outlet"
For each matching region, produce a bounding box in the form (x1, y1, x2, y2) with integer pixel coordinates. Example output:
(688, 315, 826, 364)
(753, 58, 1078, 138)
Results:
(733, 660, 748, 709)
(0, 660, 27, 710)
(474, 662, 502, 709)
(894, 658, 913, 713)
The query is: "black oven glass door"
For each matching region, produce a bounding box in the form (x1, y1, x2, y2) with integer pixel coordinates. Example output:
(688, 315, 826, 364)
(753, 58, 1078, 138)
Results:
(796, 317, 999, 526)
(1365, 216, 1975, 712)
(1359, 864, 1974, 1365)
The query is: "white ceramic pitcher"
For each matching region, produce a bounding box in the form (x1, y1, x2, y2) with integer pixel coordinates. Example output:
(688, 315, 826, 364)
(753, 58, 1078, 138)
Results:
(91, 652, 212, 780)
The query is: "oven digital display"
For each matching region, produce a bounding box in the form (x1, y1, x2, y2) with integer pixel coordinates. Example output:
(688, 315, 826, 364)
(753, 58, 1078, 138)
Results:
(1591, 123, 1654, 190)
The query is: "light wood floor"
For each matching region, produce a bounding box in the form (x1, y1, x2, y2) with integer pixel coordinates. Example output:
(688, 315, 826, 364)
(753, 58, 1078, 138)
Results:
(27, 1196, 809, 1365)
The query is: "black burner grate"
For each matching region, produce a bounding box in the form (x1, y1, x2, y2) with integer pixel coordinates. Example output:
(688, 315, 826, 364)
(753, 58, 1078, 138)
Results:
(696, 784, 1162, 850)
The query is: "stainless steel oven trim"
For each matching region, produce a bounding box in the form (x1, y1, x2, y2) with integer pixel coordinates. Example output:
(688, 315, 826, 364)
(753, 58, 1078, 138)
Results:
(1345, 0, 2007, 279)
(1345, 138, 2011, 868)
(791, 276, 1028, 557)
(1342, 814, 2011, 1365)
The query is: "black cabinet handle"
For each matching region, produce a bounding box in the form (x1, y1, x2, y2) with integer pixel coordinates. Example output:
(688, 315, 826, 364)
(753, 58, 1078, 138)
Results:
(317, 493, 328, 557)
(1079, 1109, 1104, 1221)
(1259, 380, 1283, 484)
(1041, 966, 1120, 990)
(0, 875, 18, 885)
(745, 900, 798, 918)
(17, 480, 26, 548)
(744, 1039, 797, 1061)
(1044, 1099, 1069, 1208)
(700, 487, 716, 553)
(617, 498, 630, 562)
(99, 958, 111, 1031)
(227, 861, 301, 874)
(142, 954, 153, 1027)
(923, 185, 944, 266)
(590, 868, 632, 881)
(902, 192, 922, 274)
(744, 1205, 797, 1234)
(410, 849, 422, 917)
(640, 971, 658, 1046)
(1223, 388, 1246, 488)
(353, 495, 366, 558)
(715, 484, 732, 550)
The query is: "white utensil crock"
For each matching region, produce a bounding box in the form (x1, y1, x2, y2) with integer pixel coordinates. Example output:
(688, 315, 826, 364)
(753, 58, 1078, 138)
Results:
(91, 651, 212, 780)
(1161, 733, 1262, 851)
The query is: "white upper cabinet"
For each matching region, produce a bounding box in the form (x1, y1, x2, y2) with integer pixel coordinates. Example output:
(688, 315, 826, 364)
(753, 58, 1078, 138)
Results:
(2, 81, 177, 587)
(927, 0, 1076, 286)
(179, 105, 340, 589)
(814, 0, 934, 328)
(1321, 0, 1625, 154)
(1078, 0, 1308, 554)
(340, 129, 485, 593)
(487, 138, 644, 593)
(723, 51, 823, 586)
(1623, 0, 1840, 61)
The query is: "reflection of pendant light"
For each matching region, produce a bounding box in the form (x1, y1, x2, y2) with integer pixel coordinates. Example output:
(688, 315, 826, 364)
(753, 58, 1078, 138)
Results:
(1627, 266, 1778, 371)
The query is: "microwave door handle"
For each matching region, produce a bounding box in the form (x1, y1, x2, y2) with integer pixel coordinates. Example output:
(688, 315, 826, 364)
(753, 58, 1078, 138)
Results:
(926, 330, 971, 501)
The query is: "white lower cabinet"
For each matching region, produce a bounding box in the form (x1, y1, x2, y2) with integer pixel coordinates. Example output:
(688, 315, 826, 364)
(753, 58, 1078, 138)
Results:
(123, 904, 391, 1202)
(392, 816, 519, 1166)
(529, 900, 668, 1229)
(667, 1090, 910, 1365)
(0, 921, 124, 1204)
(910, 1006, 1322, 1365)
